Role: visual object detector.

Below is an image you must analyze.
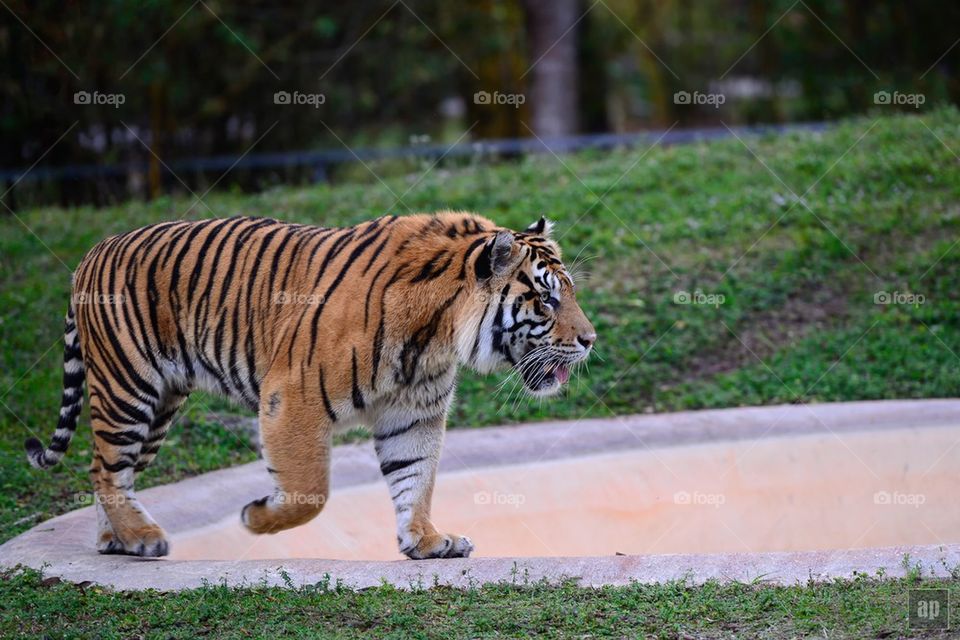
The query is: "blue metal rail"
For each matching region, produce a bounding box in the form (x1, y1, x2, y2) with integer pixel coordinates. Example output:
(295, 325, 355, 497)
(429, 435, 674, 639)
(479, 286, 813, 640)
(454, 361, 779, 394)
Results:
(0, 122, 828, 184)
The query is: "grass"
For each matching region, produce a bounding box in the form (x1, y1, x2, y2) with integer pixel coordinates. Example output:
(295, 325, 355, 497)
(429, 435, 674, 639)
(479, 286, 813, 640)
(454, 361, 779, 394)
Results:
(3, 566, 959, 639)
(2, 108, 960, 637)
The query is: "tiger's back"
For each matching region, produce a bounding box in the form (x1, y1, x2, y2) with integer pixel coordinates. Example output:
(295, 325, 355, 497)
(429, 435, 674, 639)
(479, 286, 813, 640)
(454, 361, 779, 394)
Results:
(78, 219, 333, 403)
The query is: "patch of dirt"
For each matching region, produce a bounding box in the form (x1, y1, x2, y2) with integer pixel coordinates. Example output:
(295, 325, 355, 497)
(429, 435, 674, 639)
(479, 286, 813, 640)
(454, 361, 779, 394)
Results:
(684, 282, 850, 383)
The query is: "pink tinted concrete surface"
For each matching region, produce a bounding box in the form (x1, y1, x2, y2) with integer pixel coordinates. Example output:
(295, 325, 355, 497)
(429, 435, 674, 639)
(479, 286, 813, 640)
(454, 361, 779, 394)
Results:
(2, 399, 960, 590)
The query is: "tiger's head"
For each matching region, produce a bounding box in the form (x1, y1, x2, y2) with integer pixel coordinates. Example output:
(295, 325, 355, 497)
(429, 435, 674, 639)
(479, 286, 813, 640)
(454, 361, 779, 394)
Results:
(459, 217, 596, 397)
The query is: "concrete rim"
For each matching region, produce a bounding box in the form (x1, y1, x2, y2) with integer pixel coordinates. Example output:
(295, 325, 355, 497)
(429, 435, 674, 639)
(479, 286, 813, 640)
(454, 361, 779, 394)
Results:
(2, 399, 959, 590)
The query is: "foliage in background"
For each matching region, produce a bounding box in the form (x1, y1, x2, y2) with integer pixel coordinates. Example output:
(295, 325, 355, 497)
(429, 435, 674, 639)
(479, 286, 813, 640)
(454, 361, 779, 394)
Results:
(3, 0, 960, 205)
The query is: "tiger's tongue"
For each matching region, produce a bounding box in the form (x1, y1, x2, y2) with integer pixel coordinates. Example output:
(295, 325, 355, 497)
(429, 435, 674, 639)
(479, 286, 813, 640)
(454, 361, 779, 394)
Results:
(555, 365, 570, 384)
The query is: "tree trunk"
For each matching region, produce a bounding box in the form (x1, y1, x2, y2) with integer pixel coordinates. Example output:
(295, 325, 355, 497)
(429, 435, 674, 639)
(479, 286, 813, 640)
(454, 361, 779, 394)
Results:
(523, 0, 579, 137)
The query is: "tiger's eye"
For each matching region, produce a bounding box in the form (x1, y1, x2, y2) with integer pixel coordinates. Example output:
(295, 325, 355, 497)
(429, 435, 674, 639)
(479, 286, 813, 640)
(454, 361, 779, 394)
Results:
(540, 291, 552, 303)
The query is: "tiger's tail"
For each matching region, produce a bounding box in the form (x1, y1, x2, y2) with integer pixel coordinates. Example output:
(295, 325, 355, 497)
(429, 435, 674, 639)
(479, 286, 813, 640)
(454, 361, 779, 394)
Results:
(25, 298, 85, 469)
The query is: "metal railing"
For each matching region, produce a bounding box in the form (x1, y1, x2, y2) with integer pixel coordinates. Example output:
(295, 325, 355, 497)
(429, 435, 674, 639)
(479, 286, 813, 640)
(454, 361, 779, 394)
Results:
(0, 121, 829, 185)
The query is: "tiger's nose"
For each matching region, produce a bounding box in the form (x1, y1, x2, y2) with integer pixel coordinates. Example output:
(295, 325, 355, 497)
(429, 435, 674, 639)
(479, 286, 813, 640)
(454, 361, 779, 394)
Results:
(577, 332, 596, 349)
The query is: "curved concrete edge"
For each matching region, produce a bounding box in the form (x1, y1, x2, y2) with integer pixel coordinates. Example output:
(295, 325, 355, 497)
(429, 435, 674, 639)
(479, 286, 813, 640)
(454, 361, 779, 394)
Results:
(4, 545, 959, 591)
(3, 398, 960, 591)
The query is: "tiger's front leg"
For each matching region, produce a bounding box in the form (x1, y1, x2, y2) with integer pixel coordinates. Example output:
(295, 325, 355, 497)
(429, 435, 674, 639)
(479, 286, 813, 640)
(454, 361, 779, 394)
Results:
(241, 376, 332, 535)
(374, 413, 474, 559)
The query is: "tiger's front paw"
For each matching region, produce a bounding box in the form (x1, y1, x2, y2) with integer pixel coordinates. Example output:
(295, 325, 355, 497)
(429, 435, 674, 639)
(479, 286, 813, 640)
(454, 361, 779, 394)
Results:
(401, 532, 474, 559)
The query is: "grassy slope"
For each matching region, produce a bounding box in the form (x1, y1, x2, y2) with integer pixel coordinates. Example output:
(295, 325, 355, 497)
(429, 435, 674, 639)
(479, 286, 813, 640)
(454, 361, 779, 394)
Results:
(2, 109, 960, 637)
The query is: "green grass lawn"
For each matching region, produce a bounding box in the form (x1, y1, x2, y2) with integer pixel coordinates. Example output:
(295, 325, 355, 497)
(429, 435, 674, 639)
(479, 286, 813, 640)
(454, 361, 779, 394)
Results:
(3, 566, 959, 639)
(3, 108, 960, 637)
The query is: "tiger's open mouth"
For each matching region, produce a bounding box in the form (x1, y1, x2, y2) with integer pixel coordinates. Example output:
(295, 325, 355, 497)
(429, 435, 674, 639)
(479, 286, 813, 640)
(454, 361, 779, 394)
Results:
(520, 361, 571, 396)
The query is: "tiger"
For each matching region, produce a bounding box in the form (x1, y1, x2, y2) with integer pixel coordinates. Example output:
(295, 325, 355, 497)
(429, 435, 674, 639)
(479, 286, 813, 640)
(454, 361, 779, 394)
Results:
(25, 212, 596, 559)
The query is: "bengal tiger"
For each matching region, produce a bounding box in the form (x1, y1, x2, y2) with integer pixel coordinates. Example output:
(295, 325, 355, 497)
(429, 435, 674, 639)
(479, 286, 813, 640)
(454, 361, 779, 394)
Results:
(25, 212, 595, 559)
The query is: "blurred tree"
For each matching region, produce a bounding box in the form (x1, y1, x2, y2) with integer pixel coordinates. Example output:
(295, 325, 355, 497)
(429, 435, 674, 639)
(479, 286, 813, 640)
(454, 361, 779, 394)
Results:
(521, 0, 579, 136)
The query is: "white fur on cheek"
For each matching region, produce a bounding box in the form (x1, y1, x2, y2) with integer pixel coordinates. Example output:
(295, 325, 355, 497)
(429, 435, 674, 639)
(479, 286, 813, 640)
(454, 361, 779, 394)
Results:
(454, 294, 503, 373)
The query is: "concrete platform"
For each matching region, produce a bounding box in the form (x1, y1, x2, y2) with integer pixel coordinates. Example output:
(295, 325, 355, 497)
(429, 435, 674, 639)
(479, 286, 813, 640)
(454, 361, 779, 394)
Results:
(2, 399, 960, 590)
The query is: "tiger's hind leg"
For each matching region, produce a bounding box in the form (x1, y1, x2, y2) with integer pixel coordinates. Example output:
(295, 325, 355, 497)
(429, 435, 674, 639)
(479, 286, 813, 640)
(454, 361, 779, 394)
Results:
(95, 388, 189, 554)
(135, 389, 189, 473)
(241, 378, 331, 534)
(89, 377, 170, 557)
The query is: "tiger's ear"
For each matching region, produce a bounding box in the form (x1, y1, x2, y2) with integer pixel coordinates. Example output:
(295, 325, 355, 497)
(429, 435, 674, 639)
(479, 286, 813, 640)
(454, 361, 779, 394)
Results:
(525, 216, 553, 237)
(477, 231, 520, 280)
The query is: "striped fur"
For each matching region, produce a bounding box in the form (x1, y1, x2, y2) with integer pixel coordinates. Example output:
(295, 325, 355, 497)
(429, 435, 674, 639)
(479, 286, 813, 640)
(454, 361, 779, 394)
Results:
(25, 212, 595, 558)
